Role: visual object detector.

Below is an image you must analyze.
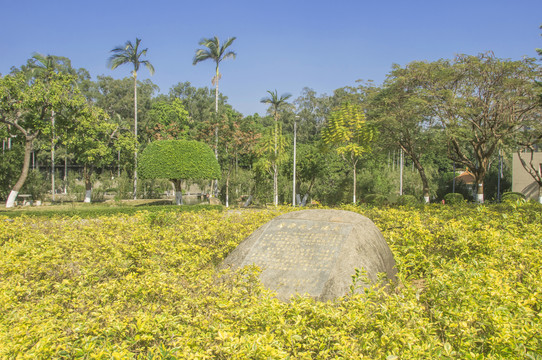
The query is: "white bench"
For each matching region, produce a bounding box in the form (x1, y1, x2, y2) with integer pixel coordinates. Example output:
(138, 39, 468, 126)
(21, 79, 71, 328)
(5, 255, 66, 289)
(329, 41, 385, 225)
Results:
(18, 194, 32, 206)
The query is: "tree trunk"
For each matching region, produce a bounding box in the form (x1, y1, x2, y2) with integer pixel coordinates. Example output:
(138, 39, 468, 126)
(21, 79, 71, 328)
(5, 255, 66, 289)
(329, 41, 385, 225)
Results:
(538, 183, 542, 204)
(51, 111, 55, 202)
(83, 164, 92, 203)
(6, 135, 35, 208)
(225, 176, 229, 207)
(243, 195, 253, 208)
(422, 180, 430, 204)
(225, 167, 231, 208)
(214, 65, 219, 160)
(292, 119, 297, 206)
(409, 151, 430, 203)
(352, 163, 357, 204)
(273, 118, 279, 206)
(476, 182, 484, 203)
(172, 179, 183, 205)
(63, 155, 68, 194)
(273, 164, 278, 206)
(133, 72, 138, 200)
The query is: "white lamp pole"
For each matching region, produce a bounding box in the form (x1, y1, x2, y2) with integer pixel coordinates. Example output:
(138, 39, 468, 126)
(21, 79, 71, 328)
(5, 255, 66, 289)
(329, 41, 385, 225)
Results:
(293, 115, 299, 206)
(399, 147, 403, 196)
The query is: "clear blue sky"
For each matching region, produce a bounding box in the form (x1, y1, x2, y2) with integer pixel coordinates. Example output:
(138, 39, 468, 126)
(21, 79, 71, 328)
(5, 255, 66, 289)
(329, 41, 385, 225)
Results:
(1, 0, 540, 116)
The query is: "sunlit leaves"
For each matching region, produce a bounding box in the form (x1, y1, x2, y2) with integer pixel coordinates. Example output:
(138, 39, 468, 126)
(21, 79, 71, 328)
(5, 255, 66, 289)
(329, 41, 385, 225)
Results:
(322, 102, 376, 159)
(138, 140, 221, 181)
(0, 204, 541, 358)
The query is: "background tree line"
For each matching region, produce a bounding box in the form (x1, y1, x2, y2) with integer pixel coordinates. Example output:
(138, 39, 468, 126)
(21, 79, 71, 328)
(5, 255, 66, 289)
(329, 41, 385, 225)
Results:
(1, 43, 541, 207)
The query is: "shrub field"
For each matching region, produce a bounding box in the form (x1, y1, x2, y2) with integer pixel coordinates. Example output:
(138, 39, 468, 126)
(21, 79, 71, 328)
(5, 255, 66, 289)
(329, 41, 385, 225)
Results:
(0, 203, 541, 359)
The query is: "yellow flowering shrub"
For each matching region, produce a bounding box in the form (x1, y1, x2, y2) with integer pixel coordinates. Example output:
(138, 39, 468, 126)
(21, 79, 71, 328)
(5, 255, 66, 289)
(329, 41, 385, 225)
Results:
(0, 204, 540, 358)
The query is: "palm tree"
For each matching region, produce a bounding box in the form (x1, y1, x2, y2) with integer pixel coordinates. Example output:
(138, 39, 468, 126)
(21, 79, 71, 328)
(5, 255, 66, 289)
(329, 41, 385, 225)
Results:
(260, 90, 292, 205)
(108, 38, 155, 200)
(193, 36, 236, 158)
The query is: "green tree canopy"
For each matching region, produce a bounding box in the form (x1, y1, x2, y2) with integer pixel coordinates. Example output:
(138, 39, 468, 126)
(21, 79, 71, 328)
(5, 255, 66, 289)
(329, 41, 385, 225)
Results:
(426, 53, 540, 203)
(138, 140, 220, 204)
(322, 102, 376, 203)
(146, 98, 190, 141)
(0, 72, 90, 207)
(63, 106, 133, 203)
(370, 63, 444, 203)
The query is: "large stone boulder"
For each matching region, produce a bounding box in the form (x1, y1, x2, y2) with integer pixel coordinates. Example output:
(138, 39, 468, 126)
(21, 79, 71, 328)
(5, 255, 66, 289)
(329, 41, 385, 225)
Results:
(220, 209, 397, 301)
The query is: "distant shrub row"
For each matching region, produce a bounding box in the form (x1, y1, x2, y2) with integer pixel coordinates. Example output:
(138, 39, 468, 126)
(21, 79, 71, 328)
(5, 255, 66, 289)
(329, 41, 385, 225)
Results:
(0, 204, 223, 219)
(361, 191, 532, 206)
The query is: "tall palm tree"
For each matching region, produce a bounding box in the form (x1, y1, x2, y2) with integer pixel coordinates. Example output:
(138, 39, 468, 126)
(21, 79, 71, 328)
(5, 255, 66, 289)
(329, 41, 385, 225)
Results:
(193, 36, 236, 158)
(108, 38, 155, 200)
(260, 90, 292, 205)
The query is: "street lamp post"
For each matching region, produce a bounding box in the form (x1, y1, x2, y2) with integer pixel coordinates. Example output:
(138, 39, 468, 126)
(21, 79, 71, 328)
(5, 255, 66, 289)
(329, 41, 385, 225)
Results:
(399, 148, 403, 196)
(293, 115, 299, 206)
(497, 149, 502, 202)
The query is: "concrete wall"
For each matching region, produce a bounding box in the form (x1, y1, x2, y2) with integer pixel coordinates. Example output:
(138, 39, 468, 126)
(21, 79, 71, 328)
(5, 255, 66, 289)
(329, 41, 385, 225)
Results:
(512, 152, 542, 200)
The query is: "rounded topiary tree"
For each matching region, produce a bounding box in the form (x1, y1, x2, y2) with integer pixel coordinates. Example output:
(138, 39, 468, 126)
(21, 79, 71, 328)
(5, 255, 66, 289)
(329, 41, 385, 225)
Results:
(138, 140, 220, 205)
(444, 193, 464, 205)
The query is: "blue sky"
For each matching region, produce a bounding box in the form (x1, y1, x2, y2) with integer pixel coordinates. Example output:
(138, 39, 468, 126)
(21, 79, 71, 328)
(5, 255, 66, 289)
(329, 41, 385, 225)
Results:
(1, 0, 541, 115)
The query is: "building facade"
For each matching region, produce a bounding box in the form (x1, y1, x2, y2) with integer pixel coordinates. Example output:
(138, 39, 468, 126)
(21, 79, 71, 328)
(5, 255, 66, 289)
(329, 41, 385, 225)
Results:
(512, 151, 542, 200)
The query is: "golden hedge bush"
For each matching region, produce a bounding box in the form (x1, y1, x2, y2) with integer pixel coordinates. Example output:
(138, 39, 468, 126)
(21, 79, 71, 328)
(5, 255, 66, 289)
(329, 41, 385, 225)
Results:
(0, 204, 540, 359)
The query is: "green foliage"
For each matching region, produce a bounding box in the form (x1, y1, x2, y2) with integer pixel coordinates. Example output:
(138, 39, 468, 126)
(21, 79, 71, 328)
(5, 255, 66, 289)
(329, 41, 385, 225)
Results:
(322, 102, 377, 203)
(20, 169, 48, 201)
(364, 193, 389, 206)
(444, 192, 464, 205)
(396, 194, 419, 206)
(146, 98, 190, 140)
(114, 171, 135, 200)
(63, 106, 127, 168)
(501, 192, 526, 203)
(357, 165, 397, 197)
(435, 171, 473, 201)
(483, 161, 512, 202)
(108, 38, 155, 76)
(193, 36, 237, 73)
(322, 102, 376, 160)
(254, 124, 289, 175)
(92, 75, 157, 128)
(0, 71, 99, 207)
(310, 152, 351, 205)
(1, 205, 541, 358)
(0, 144, 23, 200)
(138, 140, 221, 181)
(426, 54, 540, 201)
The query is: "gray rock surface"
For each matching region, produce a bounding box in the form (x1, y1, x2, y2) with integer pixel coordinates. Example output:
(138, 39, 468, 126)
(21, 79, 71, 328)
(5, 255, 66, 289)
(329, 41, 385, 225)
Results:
(220, 209, 397, 301)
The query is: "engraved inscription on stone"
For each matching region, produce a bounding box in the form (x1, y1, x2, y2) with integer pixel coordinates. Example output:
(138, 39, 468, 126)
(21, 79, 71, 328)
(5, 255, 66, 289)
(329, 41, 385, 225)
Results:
(220, 209, 398, 301)
(240, 219, 353, 295)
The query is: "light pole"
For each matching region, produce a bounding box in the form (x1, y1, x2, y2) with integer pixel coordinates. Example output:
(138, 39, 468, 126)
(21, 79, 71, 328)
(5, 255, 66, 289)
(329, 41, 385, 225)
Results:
(293, 115, 299, 206)
(497, 149, 502, 202)
(399, 148, 403, 196)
